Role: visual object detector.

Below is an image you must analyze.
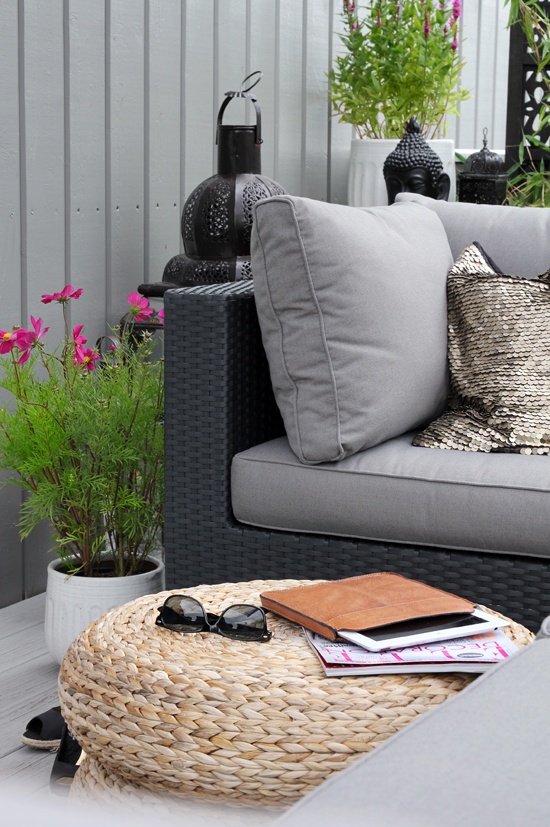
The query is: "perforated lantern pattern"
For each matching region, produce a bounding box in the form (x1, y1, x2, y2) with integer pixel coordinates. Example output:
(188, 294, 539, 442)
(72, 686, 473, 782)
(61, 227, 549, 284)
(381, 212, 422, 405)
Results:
(146, 73, 286, 295)
(458, 129, 508, 205)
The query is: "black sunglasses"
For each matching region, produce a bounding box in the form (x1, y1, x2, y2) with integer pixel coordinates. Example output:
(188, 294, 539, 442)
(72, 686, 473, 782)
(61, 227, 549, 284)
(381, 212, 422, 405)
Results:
(156, 595, 272, 642)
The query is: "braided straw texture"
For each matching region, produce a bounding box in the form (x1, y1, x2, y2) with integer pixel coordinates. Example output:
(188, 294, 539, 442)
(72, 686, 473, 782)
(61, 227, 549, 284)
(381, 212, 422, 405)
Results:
(59, 579, 533, 808)
(71, 754, 280, 823)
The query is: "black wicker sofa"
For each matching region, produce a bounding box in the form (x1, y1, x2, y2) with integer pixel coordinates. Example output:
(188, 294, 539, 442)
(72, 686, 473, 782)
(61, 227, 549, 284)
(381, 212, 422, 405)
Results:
(163, 193, 550, 632)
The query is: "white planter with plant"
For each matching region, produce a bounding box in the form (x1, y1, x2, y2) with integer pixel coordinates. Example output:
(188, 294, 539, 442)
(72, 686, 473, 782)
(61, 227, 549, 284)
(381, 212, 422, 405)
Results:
(0, 286, 165, 663)
(330, 0, 469, 206)
(44, 556, 165, 664)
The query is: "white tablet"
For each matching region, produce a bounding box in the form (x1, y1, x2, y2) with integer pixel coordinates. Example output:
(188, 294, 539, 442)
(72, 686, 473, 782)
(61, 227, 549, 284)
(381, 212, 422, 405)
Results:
(338, 607, 510, 652)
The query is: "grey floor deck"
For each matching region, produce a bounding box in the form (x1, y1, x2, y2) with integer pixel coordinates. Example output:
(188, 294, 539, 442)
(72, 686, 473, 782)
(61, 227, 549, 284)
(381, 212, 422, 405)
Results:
(0, 594, 59, 793)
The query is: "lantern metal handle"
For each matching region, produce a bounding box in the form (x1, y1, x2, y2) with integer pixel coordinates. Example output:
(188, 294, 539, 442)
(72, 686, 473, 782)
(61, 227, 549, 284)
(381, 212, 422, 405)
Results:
(216, 71, 263, 146)
(238, 70, 263, 95)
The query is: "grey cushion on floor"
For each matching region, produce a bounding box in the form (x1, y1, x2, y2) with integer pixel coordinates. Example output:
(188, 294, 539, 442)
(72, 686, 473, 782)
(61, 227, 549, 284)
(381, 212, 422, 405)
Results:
(251, 196, 452, 464)
(232, 433, 550, 559)
(396, 192, 550, 276)
(273, 635, 548, 827)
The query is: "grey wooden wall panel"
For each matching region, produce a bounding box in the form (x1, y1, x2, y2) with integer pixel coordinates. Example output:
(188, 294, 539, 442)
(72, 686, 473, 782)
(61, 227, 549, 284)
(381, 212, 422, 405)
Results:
(18, 1, 67, 600)
(23, 1, 66, 339)
(0, 3, 21, 314)
(107, 0, 146, 328)
(0, 2, 24, 605)
(327, 0, 354, 205)
(448, 0, 510, 151)
(302, 1, 332, 200)
(473, 1, 504, 145)
(182, 2, 216, 204)
(489, 1, 511, 153)
(146, 0, 182, 284)
(0, 0, 512, 607)
(67, 0, 107, 344)
(250, 0, 277, 180)
(275, 0, 306, 193)
(217, 0, 250, 115)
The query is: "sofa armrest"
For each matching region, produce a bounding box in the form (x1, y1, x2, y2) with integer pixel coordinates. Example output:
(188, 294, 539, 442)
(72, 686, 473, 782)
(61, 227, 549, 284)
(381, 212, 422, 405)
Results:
(163, 282, 284, 585)
(273, 634, 547, 827)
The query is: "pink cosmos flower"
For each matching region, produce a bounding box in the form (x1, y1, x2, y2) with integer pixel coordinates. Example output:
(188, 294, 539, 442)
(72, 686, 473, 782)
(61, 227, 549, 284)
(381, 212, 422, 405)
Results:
(127, 292, 154, 323)
(41, 285, 84, 304)
(16, 317, 49, 364)
(73, 347, 100, 371)
(157, 308, 164, 325)
(72, 324, 87, 360)
(0, 329, 19, 354)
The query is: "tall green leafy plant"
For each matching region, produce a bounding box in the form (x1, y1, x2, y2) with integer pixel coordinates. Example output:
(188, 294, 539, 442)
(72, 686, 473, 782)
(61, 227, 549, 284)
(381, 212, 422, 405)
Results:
(505, 0, 550, 207)
(0, 288, 164, 577)
(330, 0, 470, 139)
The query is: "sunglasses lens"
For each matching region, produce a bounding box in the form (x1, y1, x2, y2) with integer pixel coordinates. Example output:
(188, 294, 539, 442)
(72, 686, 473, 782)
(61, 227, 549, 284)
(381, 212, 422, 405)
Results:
(218, 604, 267, 640)
(161, 596, 206, 632)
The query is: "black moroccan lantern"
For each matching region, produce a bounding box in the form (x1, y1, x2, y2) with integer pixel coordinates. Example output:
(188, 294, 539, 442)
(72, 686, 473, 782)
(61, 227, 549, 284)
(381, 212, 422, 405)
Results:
(140, 72, 286, 297)
(458, 129, 508, 205)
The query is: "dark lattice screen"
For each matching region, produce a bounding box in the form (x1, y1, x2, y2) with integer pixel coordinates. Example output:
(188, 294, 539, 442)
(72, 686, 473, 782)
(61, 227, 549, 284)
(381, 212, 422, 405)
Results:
(505, 5, 550, 168)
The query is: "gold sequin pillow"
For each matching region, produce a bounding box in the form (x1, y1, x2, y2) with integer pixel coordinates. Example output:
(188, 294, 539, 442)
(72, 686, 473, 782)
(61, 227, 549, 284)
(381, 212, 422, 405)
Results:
(413, 242, 550, 454)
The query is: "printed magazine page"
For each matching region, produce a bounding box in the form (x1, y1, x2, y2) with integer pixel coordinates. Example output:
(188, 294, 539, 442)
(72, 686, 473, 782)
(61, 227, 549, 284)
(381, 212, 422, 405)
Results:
(305, 628, 519, 676)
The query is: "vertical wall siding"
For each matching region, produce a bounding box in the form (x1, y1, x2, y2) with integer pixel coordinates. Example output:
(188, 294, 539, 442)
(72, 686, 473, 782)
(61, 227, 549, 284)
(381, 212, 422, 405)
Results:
(449, 0, 511, 151)
(0, 0, 510, 606)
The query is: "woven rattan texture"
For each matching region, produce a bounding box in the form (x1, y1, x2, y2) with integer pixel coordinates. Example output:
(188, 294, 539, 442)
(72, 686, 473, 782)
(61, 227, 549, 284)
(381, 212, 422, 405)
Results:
(163, 284, 550, 632)
(71, 756, 279, 823)
(59, 580, 533, 808)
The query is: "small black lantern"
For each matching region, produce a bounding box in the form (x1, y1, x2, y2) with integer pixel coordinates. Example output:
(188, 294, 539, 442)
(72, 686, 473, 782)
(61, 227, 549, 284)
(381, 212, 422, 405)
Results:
(140, 72, 286, 297)
(458, 129, 508, 205)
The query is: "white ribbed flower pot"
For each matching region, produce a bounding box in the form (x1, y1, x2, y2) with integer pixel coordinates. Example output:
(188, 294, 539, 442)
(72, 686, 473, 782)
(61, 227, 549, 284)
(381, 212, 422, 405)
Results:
(44, 557, 165, 664)
(347, 137, 456, 207)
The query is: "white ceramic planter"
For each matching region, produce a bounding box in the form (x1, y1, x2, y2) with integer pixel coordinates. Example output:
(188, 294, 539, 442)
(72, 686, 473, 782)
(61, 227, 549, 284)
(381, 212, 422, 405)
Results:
(44, 557, 165, 664)
(347, 137, 456, 207)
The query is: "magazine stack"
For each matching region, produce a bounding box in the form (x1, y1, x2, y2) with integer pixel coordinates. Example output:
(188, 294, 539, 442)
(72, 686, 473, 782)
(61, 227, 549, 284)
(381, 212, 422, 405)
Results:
(261, 572, 517, 677)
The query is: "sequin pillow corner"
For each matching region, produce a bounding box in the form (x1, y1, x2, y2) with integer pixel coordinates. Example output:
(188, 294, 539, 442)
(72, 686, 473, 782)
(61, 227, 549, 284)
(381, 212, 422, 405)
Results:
(413, 241, 550, 454)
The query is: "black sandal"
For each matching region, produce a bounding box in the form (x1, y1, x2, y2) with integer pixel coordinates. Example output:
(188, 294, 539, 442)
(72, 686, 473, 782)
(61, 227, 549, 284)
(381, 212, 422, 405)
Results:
(21, 706, 64, 750)
(49, 724, 83, 795)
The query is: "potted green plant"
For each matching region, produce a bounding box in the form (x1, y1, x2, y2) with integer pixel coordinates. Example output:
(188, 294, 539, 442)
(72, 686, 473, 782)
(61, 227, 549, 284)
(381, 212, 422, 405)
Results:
(0, 287, 165, 662)
(330, 0, 470, 205)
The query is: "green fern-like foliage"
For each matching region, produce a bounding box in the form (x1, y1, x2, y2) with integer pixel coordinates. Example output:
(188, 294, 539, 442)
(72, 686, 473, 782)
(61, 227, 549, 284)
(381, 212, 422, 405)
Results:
(0, 302, 164, 577)
(330, 1, 470, 139)
(504, 1, 550, 207)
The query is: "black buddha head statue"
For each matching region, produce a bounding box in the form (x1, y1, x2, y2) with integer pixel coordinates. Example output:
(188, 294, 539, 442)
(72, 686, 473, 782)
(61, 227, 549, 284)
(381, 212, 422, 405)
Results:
(383, 117, 451, 205)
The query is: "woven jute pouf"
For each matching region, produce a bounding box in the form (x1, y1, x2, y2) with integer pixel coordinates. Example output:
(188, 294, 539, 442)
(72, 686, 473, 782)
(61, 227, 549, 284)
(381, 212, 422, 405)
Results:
(59, 579, 533, 808)
(71, 754, 280, 824)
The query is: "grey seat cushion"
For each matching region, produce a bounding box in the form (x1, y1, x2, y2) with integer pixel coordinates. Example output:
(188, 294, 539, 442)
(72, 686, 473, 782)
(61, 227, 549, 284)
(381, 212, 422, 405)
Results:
(396, 192, 550, 275)
(232, 433, 550, 559)
(251, 196, 452, 464)
(272, 635, 549, 827)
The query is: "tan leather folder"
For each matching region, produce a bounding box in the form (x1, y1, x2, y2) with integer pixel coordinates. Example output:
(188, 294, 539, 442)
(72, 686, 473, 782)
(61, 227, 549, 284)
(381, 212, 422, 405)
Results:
(260, 572, 475, 641)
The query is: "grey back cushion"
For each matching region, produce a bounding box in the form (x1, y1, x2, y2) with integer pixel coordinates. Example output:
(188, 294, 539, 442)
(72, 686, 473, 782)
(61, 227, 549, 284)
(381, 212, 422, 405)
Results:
(251, 196, 453, 464)
(396, 192, 550, 276)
